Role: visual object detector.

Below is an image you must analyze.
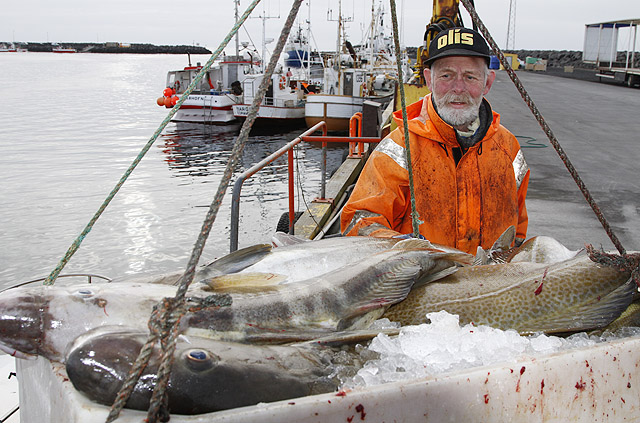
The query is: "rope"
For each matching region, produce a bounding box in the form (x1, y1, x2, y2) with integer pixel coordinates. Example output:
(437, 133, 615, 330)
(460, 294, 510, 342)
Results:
(105, 294, 232, 423)
(586, 245, 640, 288)
(107, 1, 306, 421)
(460, 0, 627, 256)
(43, 0, 263, 286)
(389, 0, 422, 237)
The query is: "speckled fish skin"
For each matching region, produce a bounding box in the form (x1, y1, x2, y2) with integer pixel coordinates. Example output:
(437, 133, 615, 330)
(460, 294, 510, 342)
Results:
(65, 328, 357, 414)
(0, 248, 466, 361)
(384, 253, 635, 334)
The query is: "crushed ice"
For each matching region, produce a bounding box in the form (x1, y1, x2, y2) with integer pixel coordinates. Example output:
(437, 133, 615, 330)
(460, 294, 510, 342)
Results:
(341, 311, 640, 389)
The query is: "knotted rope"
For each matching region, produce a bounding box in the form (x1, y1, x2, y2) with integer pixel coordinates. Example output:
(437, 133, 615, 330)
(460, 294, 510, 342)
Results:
(587, 245, 640, 288)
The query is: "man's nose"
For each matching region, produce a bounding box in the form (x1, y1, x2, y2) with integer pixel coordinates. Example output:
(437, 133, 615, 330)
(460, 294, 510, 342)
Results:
(450, 76, 466, 92)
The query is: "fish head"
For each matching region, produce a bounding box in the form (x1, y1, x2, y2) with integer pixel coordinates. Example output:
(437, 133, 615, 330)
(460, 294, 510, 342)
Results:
(0, 286, 48, 359)
(0, 282, 172, 362)
(66, 329, 331, 414)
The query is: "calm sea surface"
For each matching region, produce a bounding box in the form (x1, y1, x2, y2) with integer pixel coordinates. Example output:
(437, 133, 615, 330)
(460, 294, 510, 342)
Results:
(1, 53, 346, 288)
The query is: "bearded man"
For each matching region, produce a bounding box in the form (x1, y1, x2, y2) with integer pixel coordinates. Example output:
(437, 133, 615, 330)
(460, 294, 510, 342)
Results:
(341, 27, 529, 254)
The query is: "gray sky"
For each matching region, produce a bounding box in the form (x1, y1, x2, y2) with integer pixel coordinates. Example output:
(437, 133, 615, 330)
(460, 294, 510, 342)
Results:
(3, 0, 639, 53)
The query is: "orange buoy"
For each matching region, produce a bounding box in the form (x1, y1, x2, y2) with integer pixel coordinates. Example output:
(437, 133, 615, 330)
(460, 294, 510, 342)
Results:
(157, 97, 165, 106)
(171, 96, 179, 106)
(163, 97, 172, 107)
(163, 87, 173, 97)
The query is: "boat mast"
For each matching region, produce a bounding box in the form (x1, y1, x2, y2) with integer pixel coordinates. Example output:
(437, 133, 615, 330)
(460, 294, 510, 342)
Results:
(369, 0, 375, 73)
(235, 0, 240, 57)
(306, 0, 311, 78)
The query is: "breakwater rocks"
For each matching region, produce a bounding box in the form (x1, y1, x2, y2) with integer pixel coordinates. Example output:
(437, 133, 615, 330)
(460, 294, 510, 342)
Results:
(2, 42, 211, 54)
(506, 49, 640, 69)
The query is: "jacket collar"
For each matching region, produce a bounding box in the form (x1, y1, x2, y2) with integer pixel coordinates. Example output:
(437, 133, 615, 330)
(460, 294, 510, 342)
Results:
(392, 94, 499, 148)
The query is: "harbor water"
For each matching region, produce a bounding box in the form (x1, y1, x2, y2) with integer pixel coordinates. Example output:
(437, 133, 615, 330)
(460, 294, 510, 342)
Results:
(0, 53, 346, 289)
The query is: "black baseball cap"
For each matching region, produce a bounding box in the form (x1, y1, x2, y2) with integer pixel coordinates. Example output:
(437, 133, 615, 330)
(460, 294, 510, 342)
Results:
(425, 27, 491, 67)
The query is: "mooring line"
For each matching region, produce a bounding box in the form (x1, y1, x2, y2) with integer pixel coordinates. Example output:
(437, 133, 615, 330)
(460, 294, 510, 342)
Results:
(460, 0, 627, 256)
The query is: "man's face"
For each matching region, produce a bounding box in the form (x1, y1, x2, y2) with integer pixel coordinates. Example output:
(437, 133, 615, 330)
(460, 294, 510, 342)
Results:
(424, 56, 496, 130)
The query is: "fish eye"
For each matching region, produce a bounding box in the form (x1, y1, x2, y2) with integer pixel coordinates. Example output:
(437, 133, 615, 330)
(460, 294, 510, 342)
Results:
(187, 349, 209, 362)
(74, 289, 94, 298)
(183, 348, 217, 371)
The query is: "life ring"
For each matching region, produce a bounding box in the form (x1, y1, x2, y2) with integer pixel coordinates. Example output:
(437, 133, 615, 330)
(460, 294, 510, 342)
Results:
(173, 80, 181, 92)
(279, 75, 287, 90)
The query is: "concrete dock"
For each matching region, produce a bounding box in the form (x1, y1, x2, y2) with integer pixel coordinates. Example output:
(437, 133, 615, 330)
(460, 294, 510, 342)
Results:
(486, 70, 640, 251)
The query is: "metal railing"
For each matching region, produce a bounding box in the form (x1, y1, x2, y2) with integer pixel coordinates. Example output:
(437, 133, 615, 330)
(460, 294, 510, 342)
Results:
(229, 119, 382, 252)
(0, 273, 112, 293)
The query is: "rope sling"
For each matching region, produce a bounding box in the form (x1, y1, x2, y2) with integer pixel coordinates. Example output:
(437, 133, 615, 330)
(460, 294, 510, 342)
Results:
(105, 1, 306, 421)
(32, 0, 638, 420)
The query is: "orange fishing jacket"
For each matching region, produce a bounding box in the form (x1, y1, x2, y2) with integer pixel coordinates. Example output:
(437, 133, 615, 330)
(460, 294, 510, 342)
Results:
(341, 95, 529, 254)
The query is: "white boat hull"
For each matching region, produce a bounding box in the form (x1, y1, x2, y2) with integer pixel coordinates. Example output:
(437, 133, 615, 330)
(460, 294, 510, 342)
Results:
(304, 94, 365, 131)
(173, 94, 240, 124)
(233, 103, 305, 121)
(15, 335, 640, 422)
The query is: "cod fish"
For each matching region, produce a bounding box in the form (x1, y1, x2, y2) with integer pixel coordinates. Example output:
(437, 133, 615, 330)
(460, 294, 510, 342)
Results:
(118, 235, 473, 287)
(384, 252, 635, 334)
(0, 246, 468, 361)
(66, 327, 361, 414)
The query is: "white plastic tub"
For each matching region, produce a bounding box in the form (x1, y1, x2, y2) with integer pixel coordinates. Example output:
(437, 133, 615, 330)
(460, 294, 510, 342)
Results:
(15, 335, 640, 422)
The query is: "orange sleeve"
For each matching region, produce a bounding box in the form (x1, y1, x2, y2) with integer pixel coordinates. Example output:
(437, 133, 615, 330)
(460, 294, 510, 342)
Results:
(340, 134, 409, 237)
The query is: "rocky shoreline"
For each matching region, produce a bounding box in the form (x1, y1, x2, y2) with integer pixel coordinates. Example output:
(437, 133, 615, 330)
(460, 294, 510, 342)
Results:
(2, 41, 211, 54)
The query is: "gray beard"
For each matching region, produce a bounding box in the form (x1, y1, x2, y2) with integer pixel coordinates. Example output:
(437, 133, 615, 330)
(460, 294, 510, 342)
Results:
(433, 92, 482, 129)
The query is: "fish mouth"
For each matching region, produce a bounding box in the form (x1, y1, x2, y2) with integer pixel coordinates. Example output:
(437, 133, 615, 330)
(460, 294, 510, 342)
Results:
(0, 290, 46, 359)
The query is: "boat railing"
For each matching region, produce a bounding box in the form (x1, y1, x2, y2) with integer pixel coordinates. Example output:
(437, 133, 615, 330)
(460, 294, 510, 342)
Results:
(262, 97, 303, 108)
(230, 118, 382, 252)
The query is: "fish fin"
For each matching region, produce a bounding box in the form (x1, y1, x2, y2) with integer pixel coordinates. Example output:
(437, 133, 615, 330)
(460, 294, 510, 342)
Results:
(597, 298, 640, 334)
(200, 272, 288, 293)
(493, 226, 516, 250)
(413, 266, 458, 288)
(195, 244, 273, 281)
(242, 329, 338, 344)
(481, 226, 516, 264)
(271, 232, 309, 247)
(473, 247, 490, 266)
(521, 278, 637, 334)
(339, 254, 449, 328)
(297, 327, 402, 347)
(438, 252, 475, 267)
(337, 310, 387, 332)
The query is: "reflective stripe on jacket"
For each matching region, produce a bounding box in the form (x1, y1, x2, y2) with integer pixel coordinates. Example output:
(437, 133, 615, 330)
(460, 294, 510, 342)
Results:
(340, 95, 529, 254)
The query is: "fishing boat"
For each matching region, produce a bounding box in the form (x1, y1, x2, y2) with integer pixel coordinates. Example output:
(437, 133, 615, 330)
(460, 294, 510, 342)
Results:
(158, 54, 260, 124)
(231, 72, 306, 124)
(0, 44, 17, 53)
(52, 44, 77, 53)
(304, 0, 405, 132)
